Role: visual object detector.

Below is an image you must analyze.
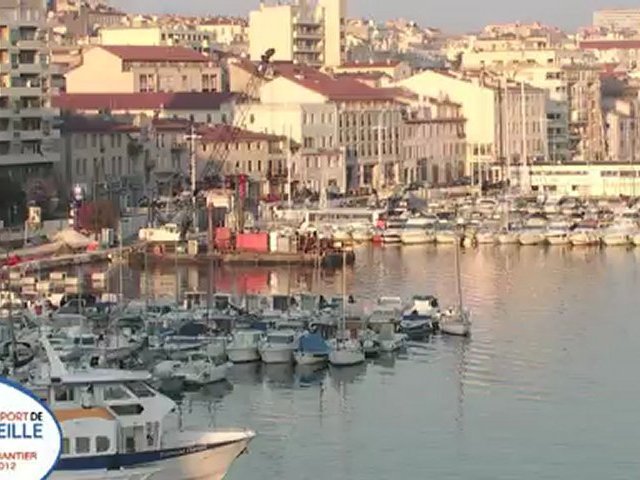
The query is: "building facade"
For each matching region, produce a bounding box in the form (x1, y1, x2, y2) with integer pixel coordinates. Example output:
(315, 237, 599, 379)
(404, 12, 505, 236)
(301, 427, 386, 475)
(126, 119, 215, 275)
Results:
(259, 70, 405, 190)
(593, 9, 640, 32)
(0, 0, 60, 185)
(53, 91, 235, 124)
(248, 0, 345, 67)
(399, 70, 547, 184)
(65, 46, 223, 94)
(401, 99, 467, 185)
(98, 26, 215, 54)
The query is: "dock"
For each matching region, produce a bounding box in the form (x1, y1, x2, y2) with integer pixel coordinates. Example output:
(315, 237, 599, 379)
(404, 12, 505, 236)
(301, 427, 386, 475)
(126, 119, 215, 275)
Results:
(128, 249, 355, 269)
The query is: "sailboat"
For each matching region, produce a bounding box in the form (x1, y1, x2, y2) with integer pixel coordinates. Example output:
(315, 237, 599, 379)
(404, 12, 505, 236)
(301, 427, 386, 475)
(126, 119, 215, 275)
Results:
(329, 248, 365, 367)
(440, 231, 471, 337)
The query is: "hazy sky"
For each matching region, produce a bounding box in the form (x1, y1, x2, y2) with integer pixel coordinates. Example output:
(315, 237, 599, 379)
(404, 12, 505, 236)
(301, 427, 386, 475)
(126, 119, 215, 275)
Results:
(110, 0, 640, 32)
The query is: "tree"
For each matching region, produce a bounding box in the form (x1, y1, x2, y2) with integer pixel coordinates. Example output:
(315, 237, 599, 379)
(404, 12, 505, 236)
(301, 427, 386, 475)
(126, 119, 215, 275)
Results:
(77, 200, 118, 232)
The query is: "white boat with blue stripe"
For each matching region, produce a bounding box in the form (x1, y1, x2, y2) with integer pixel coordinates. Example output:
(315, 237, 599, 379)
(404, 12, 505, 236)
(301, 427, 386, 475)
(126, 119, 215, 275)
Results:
(31, 338, 255, 480)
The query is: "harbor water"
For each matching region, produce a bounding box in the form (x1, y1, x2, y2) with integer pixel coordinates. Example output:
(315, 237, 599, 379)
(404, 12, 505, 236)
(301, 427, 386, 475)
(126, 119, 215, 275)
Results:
(126, 245, 640, 479)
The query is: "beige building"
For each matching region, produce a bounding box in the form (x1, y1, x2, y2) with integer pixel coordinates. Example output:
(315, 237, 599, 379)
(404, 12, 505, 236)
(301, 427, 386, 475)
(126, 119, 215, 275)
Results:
(66, 45, 223, 94)
(259, 68, 405, 189)
(603, 97, 640, 162)
(398, 70, 547, 185)
(98, 26, 214, 54)
(0, 0, 60, 185)
(579, 39, 640, 71)
(401, 99, 467, 185)
(59, 115, 144, 203)
(198, 18, 248, 46)
(249, 0, 345, 67)
(593, 9, 640, 32)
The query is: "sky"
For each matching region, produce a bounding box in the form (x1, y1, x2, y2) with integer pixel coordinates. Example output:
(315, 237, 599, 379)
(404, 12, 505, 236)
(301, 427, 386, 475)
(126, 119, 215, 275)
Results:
(110, 0, 640, 32)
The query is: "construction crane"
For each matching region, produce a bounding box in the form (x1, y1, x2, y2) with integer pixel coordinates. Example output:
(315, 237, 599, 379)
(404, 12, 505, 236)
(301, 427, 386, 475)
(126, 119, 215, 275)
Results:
(174, 48, 276, 238)
(199, 48, 276, 188)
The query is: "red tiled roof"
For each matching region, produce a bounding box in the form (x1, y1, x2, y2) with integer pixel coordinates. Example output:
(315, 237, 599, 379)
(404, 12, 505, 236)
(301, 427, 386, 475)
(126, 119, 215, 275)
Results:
(280, 70, 399, 102)
(99, 45, 210, 63)
(53, 92, 235, 112)
(580, 40, 640, 50)
(61, 115, 135, 134)
(201, 16, 247, 26)
(196, 125, 284, 142)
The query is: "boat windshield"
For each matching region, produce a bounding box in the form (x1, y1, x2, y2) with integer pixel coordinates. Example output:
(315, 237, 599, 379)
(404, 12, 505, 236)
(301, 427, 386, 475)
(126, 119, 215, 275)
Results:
(268, 335, 294, 345)
(124, 381, 156, 398)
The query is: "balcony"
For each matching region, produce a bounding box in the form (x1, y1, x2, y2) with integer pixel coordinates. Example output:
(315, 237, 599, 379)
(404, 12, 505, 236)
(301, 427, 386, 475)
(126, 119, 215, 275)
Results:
(17, 39, 40, 50)
(19, 129, 43, 141)
(0, 130, 11, 141)
(5, 85, 40, 96)
(17, 63, 42, 75)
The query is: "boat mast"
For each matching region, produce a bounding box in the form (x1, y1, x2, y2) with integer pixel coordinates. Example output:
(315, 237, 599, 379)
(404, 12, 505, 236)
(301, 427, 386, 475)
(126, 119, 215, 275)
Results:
(341, 248, 346, 345)
(454, 229, 464, 312)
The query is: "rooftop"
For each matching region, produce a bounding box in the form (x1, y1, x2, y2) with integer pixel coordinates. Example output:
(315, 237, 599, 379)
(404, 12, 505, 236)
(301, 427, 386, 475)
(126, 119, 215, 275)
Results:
(98, 45, 210, 63)
(196, 125, 285, 143)
(339, 60, 402, 68)
(579, 39, 640, 50)
(53, 92, 235, 112)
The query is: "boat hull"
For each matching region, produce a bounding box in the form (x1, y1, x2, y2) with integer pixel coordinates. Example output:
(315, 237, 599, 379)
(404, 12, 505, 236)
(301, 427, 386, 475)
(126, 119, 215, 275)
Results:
(226, 347, 260, 363)
(53, 431, 255, 480)
(293, 351, 328, 365)
(440, 322, 471, 336)
(259, 346, 294, 364)
(329, 349, 365, 366)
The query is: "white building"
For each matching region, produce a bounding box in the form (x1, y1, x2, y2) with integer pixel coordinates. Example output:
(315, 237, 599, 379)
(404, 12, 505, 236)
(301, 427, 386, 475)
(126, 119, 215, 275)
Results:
(0, 0, 60, 185)
(98, 26, 214, 54)
(398, 70, 547, 183)
(248, 0, 345, 67)
(593, 9, 640, 32)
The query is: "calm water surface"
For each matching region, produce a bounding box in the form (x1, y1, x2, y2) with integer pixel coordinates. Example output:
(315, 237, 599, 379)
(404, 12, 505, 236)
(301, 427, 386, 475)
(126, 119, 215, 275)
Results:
(128, 245, 640, 479)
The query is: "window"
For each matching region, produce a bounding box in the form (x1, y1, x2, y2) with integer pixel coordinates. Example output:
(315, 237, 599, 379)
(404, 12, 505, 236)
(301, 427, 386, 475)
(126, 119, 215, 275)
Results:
(103, 385, 131, 401)
(257, 160, 262, 171)
(247, 161, 252, 172)
(54, 386, 74, 402)
(96, 436, 110, 453)
(75, 437, 90, 454)
(62, 438, 70, 454)
(110, 404, 144, 416)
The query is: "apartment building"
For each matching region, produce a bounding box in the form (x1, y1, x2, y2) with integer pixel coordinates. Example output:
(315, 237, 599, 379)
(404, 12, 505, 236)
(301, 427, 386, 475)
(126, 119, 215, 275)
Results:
(399, 70, 547, 184)
(197, 18, 248, 46)
(53, 91, 235, 124)
(603, 97, 640, 162)
(579, 39, 640, 71)
(249, 0, 345, 67)
(66, 46, 223, 94)
(59, 115, 143, 204)
(259, 67, 405, 189)
(0, 0, 60, 185)
(593, 9, 640, 32)
(99, 26, 214, 54)
(401, 98, 467, 185)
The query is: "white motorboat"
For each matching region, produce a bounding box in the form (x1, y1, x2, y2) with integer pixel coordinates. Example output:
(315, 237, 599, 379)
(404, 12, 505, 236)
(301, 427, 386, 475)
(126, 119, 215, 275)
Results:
(435, 229, 457, 244)
(400, 295, 440, 338)
(601, 224, 634, 246)
(35, 338, 255, 480)
(475, 230, 497, 245)
(368, 307, 399, 330)
(138, 223, 181, 243)
(382, 218, 405, 244)
(569, 228, 601, 246)
(632, 233, 640, 246)
(497, 230, 520, 245)
(154, 352, 230, 387)
(332, 228, 352, 244)
(545, 229, 571, 245)
(518, 229, 546, 246)
(226, 330, 263, 363)
(400, 217, 436, 245)
(258, 330, 298, 364)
